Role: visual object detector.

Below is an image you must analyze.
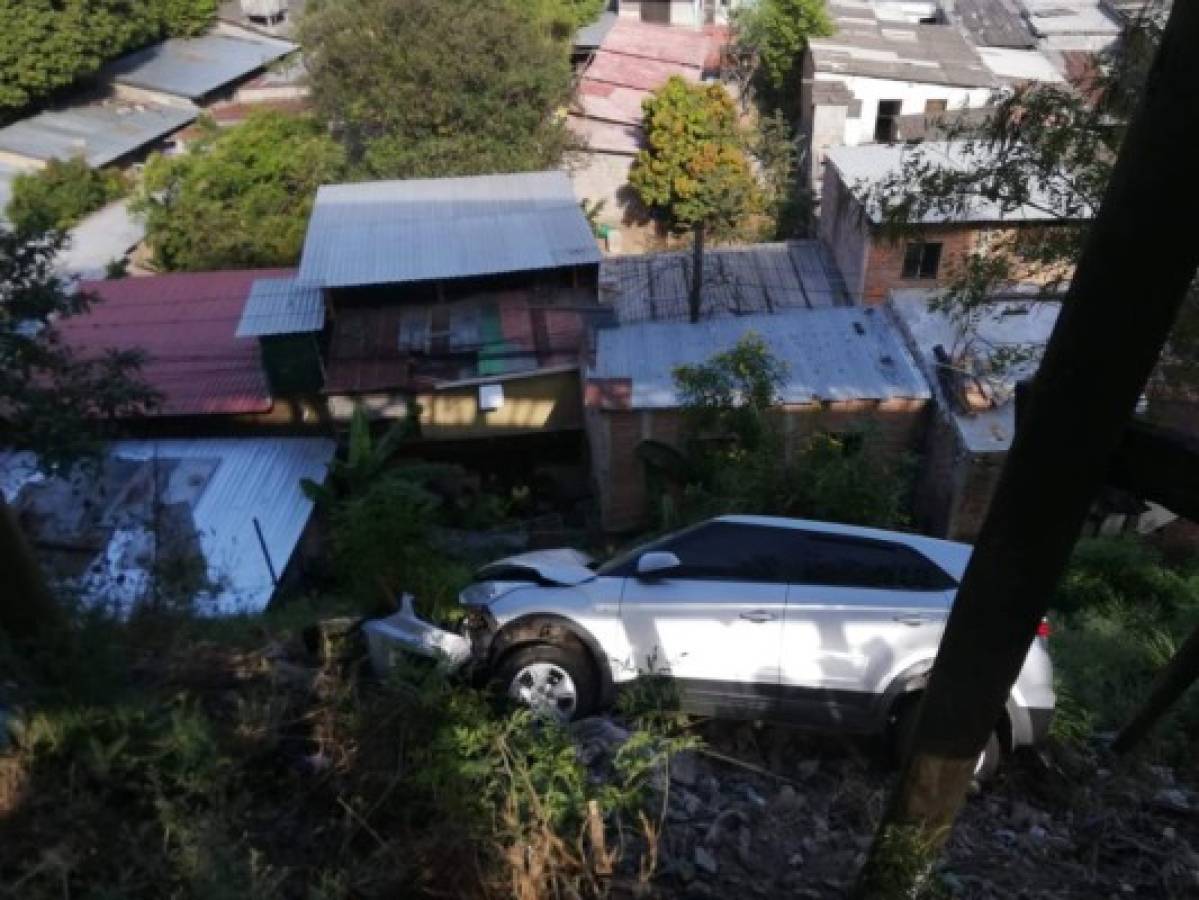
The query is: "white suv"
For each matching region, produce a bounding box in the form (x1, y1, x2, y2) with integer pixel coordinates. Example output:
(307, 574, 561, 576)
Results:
(366, 515, 1055, 775)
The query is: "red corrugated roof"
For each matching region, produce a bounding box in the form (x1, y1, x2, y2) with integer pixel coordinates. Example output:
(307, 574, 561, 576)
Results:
(601, 20, 711, 69)
(64, 269, 293, 417)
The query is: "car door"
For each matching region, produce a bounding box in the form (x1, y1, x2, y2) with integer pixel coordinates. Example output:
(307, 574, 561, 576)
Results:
(618, 522, 789, 709)
(780, 531, 955, 727)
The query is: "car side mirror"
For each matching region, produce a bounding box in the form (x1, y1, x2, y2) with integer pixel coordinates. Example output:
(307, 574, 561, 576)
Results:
(636, 551, 680, 579)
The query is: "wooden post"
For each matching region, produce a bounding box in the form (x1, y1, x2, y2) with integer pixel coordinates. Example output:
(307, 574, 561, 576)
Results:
(0, 493, 65, 641)
(689, 222, 705, 323)
(853, 2, 1199, 895)
(1114, 623, 1199, 753)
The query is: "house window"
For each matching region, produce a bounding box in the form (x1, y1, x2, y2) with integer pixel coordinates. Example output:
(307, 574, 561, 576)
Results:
(924, 99, 948, 116)
(874, 100, 902, 143)
(902, 241, 943, 278)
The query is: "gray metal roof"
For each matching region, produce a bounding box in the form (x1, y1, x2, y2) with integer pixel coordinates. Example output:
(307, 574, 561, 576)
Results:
(297, 171, 602, 288)
(57, 200, 146, 279)
(590, 306, 931, 409)
(811, 1, 1000, 87)
(575, 10, 618, 49)
(955, 0, 1037, 48)
(0, 99, 197, 167)
(236, 276, 325, 337)
(889, 289, 1059, 454)
(599, 241, 851, 324)
(108, 33, 297, 99)
(825, 141, 1091, 224)
(1, 437, 335, 616)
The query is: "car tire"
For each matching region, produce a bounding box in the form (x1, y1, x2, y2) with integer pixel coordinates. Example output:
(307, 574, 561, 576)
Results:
(891, 697, 1003, 783)
(495, 643, 598, 723)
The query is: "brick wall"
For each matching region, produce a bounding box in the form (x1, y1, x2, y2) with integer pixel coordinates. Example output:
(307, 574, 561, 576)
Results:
(590, 399, 929, 533)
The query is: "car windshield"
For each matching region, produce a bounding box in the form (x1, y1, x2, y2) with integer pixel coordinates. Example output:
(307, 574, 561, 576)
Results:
(593, 523, 704, 576)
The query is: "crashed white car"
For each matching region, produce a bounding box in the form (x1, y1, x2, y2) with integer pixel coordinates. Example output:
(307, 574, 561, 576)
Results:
(366, 515, 1055, 775)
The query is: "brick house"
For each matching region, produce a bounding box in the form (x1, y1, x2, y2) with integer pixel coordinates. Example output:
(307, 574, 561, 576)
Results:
(819, 141, 1085, 304)
(585, 306, 932, 532)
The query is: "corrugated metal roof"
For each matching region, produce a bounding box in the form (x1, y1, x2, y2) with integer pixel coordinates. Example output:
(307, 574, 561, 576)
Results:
(599, 241, 851, 323)
(825, 141, 1092, 224)
(297, 171, 601, 288)
(0, 99, 197, 167)
(108, 33, 297, 99)
(236, 276, 325, 337)
(1, 437, 335, 616)
(812, 2, 999, 87)
(57, 200, 146, 279)
(955, 0, 1037, 48)
(600, 19, 712, 69)
(575, 10, 618, 49)
(590, 307, 931, 409)
(64, 269, 294, 415)
(978, 46, 1066, 83)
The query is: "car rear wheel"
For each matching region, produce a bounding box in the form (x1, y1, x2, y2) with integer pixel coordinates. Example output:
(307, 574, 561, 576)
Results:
(891, 697, 1003, 782)
(496, 643, 598, 723)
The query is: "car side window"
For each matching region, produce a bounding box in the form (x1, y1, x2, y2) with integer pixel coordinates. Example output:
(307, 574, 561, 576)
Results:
(795, 533, 956, 591)
(663, 523, 791, 582)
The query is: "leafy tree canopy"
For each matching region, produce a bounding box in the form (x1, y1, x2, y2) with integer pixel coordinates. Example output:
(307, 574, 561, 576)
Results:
(0, 0, 216, 117)
(731, 0, 834, 97)
(0, 228, 156, 471)
(299, 0, 574, 180)
(6, 158, 127, 234)
(629, 78, 760, 237)
(134, 113, 347, 271)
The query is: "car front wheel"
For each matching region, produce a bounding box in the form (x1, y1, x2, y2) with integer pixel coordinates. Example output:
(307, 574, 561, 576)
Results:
(496, 643, 598, 723)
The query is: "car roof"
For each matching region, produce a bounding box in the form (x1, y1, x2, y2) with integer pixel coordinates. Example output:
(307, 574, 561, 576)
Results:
(713, 514, 973, 578)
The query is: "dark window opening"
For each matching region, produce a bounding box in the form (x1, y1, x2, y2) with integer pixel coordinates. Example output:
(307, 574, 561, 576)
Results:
(640, 0, 671, 23)
(902, 241, 943, 279)
(874, 100, 902, 143)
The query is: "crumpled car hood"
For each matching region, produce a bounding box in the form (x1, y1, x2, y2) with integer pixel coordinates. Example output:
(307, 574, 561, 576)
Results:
(474, 548, 596, 586)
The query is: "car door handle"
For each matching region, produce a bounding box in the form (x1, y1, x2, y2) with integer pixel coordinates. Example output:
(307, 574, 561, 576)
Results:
(892, 613, 932, 626)
(740, 610, 777, 623)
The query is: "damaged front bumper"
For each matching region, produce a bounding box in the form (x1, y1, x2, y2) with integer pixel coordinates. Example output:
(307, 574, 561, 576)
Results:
(362, 593, 488, 675)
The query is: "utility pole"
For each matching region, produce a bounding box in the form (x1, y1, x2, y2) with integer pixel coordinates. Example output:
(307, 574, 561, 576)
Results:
(853, 2, 1199, 895)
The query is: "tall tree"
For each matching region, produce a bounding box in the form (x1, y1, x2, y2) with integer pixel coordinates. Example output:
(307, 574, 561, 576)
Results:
(135, 112, 346, 271)
(0, 228, 157, 639)
(299, 0, 574, 180)
(730, 0, 834, 105)
(629, 78, 761, 323)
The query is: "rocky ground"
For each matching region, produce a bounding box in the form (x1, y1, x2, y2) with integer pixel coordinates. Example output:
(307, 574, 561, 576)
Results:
(571, 716, 1199, 899)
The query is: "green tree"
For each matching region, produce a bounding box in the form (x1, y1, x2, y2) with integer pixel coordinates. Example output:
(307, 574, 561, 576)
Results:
(299, 0, 573, 180)
(0, 227, 157, 639)
(6, 157, 127, 234)
(629, 78, 761, 323)
(0, 0, 216, 117)
(134, 113, 346, 271)
(731, 0, 834, 102)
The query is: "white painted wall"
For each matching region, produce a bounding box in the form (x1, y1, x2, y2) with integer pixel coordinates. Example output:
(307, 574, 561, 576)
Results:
(817, 72, 994, 147)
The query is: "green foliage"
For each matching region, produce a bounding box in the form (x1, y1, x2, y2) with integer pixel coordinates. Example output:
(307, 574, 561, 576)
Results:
(0, 227, 157, 472)
(135, 113, 346, 271)
(300, 403, 422, 506)
(300, 0, 574, 179)
(1049, 537, 1199, 766)
(6, 157, 126, 233)
(0, 0, 217, 116)
(748, 110, 813, 238)
(732, 0, 834, 97)
(629, 77, 761, 238)
(526, 0, 607, 36)
(656, 334, 912, 529)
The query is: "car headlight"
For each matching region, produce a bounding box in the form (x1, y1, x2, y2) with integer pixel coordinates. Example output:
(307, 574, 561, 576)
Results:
(460, 581, 527, 607)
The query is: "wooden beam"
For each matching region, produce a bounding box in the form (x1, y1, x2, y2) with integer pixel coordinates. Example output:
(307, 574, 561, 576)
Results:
(1114, 621, 1199, 753)
(853, 2, 1199, 895)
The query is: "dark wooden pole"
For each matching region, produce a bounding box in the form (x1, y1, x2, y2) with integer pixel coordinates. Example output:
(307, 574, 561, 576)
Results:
(1114, 623, 1199, 753)
(0, 493, 64, 641)
(853, 3, 1199, 895)
(689, 222, 705, 323)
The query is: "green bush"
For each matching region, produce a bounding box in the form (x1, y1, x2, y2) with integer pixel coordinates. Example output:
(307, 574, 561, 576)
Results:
(0, 0, 217, 116)
(1048, 537, 1199, 767)
(6, 158, 127, 233)
(136, 113, 347, 270)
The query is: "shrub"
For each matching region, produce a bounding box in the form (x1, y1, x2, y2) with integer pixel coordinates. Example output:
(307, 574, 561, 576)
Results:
(6, 158, 127, 233)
